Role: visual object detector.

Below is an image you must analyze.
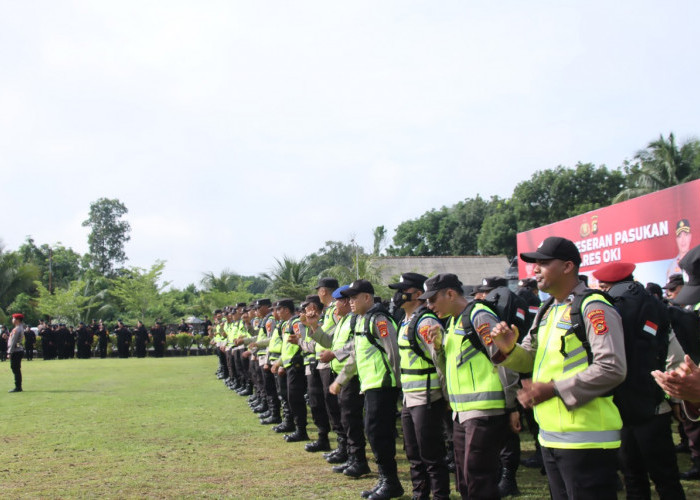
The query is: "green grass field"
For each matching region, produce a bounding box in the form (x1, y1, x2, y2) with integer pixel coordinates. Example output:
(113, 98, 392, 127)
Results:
(1, 356, 698, 499)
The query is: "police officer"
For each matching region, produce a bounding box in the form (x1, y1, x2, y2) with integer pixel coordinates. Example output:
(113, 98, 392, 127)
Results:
(593, 261, 686, 499)
(133, 320, 149, 358)
(247, 299, 279, 424)
(269, 302, 294, 431)
(330, 280, 403, 498)
(491, 236, 627, 500)
(7, 313, 25, 392)
(422, 273, 519, 500)
(305, 285, 363, 470)
(97, 321, 109, 358)
(150, 320, 167, 358)
(24, 325, 36, 361)
(76, 322, 92, 359)
(115, 320, 132, 358)
(390, 272, 450, 500)
(271, 299, 308, 441)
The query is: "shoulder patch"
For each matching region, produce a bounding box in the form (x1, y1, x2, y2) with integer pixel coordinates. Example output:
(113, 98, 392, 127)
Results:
(476, 323, 490, 336)
(292, 323, 300, 335)
(587, 309, 608, 335)
(418, 324, 430, 342)
(265, 319, 274, 334)
(377, 320, 389, 338)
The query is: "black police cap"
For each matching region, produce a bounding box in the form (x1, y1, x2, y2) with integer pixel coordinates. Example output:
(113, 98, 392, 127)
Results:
(340, 279, 375, 297)
(418, 273, 463, 300)
(388, 272, 429, 291)
(275, 299, 295, 311)
(316, 277, 340, 290)
(520, 236, 581, 266)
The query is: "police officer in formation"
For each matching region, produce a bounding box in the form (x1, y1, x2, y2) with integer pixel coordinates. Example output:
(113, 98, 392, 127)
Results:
(207, 237, 700, 500)
(115, 320, 132, 358)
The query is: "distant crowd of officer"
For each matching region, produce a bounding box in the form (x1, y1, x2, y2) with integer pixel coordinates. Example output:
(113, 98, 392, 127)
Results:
(30, 319, 177, 359)
(210, 237, 700, 500)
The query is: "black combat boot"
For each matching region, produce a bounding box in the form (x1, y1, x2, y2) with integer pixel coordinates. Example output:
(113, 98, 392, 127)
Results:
(368, 470, 403, 500)
(343, 449, 371, 478)
(8, 387, 22, 393)
(498, 466, 520, 497)
(273, 403, 295, 432)
(305, 433, 331, 452)
(239, 382, 253, 396)
(284, 427, 310, 442)
(521, 446, 543, 468)
(681, 457, 700, 480)
(325, 436, 348, 464)
(332, 454, 355, 474)
(361, 471, 386, 498)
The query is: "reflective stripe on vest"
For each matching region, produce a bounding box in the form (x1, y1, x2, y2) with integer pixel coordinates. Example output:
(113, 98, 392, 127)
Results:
(281, 318, 303, 369)
(533, 296, 622, 450)
(444, 303, 505, 412)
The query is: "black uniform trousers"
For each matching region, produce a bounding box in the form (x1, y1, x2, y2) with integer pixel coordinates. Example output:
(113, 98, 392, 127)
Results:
(134, 342, 147, 358)
(275, 370, 288, 402)
(251, 358, 264, 396)
(453, 414, 507, 500)
(319, 367, 343, 435)
(98, 339, 108, 358)
(286, 364, 307, 428)
(401, 399, 450, 499)
(25, 342, 34, 360)
(542, 446, 618, 500)
(233, 349, 248, 383)
(364, 387, 399, 475)
(682, 418, 700, 460)
(263, 365, 279, 410)
(10, 351, 22, 389)
(224, 350, 234, 380)
(500, 426, 521, 472)
(339, 376, 365, 456)
(153, 341, 165, 358)
(619, 412, 685, 500)
(307, 364, 330, 437)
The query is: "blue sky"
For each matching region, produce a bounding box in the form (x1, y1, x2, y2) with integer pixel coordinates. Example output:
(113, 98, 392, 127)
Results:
(1, 1, 699, 288)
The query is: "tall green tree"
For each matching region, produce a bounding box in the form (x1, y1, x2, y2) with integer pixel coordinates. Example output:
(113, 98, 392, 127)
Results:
(305, 241, 358, 278)
(109, 261, 170, 324)
(614, 133, 700, 202)
(372, 226, 387, 256)
(17, 237, 83, 291)
(477, 201, 518, 257)
(511, 163, 625, 232)
(82, 198, 131, 277)
(0, 245, 40, 316)
(35, 280, 93, 325)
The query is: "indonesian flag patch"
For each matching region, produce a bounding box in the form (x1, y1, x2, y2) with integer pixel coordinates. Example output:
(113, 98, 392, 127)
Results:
(377, 320, 389, 338)
(529, 306, 539, 316)
(587, 309, 608, 335)
(643, 320, 658, 336)
(516, 308, 526, 321)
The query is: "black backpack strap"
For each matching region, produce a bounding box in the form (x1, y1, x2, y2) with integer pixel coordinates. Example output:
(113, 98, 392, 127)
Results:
(362, 312, 387, 354)
(460, 300, 496, 356)
(565, 290, 613, 364)
(402, 306, 436, 365)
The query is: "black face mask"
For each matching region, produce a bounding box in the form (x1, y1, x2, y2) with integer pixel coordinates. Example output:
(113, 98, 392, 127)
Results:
(392, 290, 413, 309)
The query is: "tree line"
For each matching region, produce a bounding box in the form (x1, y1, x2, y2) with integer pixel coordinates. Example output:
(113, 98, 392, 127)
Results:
(1, 132, 698, 325)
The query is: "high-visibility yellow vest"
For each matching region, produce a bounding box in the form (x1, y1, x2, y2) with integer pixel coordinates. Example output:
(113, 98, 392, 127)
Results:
(330, 314, 355, 374)
(267, 320, 285, 362)
(281, 317, 303, 369)
(354, 313, 397, 392)
(533, 295, 622, 450)
(317, 303, 337, 357)
(444, 303, 505, 412)
(398, 309, 440, 394)
(255, 313, 275, 356)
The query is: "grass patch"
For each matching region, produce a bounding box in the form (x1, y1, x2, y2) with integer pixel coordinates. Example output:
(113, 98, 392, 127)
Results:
(1, 357, 698, 498)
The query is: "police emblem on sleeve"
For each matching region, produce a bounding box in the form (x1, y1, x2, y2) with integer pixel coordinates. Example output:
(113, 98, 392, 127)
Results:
(292, 323, 300, 335)
(377, 320, 389, 338)
(587, 309, 608, 335)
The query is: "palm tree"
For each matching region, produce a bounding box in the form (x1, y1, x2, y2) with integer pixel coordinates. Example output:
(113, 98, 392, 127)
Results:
(261, 256, 313, 301)
(614, 133, 700, 202)
(0, 245, 40, 312)
(200, 269, 242, 292)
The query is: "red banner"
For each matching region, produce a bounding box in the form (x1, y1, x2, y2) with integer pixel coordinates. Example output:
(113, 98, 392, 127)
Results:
(516, 179, 700, 287)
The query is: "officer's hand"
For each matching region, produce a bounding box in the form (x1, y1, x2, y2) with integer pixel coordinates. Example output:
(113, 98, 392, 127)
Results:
(329, 382, 341, 395)
(491, 321, 519, 356)
(517, 379, 555, 409)
(304, 310, 320, 328)
(249, 342, 257, 349)
(425, 325, 443, 349)
(278, 366, 286, 376)
(319, 350, 336, 363)
(509, 411, 522, 434)
(288, 333, 300, 345)
(271, 362, 280, 374)
(242, 350, 251, 358)
(263, 364, 270, 372)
